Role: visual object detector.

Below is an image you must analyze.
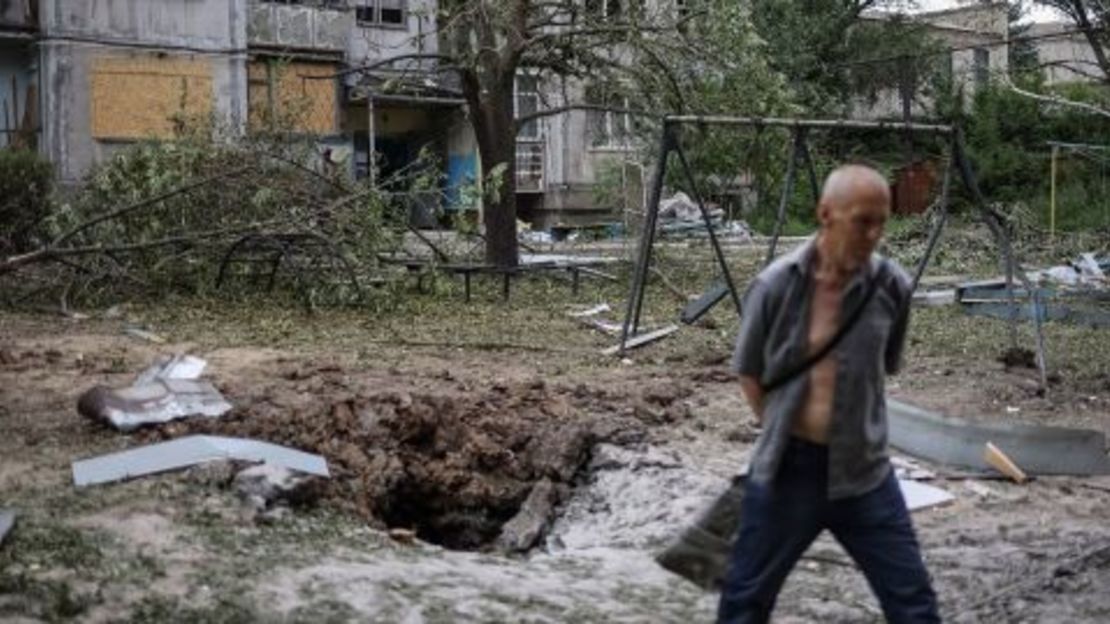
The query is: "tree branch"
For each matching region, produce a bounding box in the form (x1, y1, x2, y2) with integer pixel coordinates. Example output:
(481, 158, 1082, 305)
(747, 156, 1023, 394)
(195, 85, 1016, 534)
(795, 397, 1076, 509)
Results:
(1002, 74, 1110, 119)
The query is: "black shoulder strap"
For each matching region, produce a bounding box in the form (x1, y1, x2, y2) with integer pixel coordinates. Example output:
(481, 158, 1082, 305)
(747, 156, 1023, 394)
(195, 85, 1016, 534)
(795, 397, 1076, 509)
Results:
(762, 264, 886, 393)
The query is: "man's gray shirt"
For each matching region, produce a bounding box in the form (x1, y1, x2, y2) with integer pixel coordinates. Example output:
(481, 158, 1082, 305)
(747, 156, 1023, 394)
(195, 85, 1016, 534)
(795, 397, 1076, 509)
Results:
(731, 238, 912, 499)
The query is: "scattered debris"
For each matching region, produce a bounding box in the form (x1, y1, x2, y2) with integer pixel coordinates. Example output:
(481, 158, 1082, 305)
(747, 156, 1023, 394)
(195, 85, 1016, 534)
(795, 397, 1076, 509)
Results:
(888, 399, 1110, 476)
(134, 353, 208, 385)
(0, 509, 14, 546)
(912, 289, 956, 307)
(892, 455, 937, 481)
(388, 528, 417, 544)
(567, 303, 611, 318)
(900, 479, 955, 511)
(72, 435, 330, 487)
(984, 441, 1029, 484)
(957, 266, 1110, 328)
(123, 327, 167, 344)
(963, 480, 998, 498)
(78, 380, 232, 432)
(234, 463, 323, 512)
(603, 324, 680, 356)
(77, 354, 231, 431)
(495, 479, 565, 553)
(1029, 252, 1107, 287)
(579, 318, 624, 336)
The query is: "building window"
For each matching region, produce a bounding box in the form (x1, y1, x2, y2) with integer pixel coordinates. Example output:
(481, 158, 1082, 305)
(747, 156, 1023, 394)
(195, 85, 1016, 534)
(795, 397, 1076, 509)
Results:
(973, 47, 990, 88)
(586, 85, 631, 148)
(356, 0, 406, 27)
(515, 75, 542, 141)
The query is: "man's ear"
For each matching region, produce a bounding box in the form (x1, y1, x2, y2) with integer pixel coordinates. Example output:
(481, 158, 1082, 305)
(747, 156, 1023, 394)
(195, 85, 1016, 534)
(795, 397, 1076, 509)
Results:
(816, 201, 831, 227)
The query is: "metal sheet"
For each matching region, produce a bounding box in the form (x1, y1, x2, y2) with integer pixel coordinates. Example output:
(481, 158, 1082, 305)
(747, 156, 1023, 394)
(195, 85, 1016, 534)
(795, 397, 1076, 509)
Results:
(134, 354, 208, 385)
(888, 399, 1110, 475)
(78, 379, 232, 431)
(72, 435, 329, 487)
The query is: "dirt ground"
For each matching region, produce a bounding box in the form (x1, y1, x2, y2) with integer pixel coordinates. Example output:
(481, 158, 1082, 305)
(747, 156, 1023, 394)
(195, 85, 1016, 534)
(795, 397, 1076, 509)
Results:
(2, 242, 1110, 622)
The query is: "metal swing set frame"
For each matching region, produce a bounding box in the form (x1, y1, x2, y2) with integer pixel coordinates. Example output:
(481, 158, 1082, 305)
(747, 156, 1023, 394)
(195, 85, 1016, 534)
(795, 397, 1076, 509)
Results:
(616, 114, 1050, 390)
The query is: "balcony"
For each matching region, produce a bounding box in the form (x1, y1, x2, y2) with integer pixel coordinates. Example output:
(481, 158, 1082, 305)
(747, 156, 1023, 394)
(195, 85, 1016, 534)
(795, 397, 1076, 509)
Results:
(248, 1, 351, 53)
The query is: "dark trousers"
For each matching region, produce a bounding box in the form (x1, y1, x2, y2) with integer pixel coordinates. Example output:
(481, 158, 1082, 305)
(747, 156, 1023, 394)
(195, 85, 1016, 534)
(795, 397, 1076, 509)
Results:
(717, 438, 940, 624)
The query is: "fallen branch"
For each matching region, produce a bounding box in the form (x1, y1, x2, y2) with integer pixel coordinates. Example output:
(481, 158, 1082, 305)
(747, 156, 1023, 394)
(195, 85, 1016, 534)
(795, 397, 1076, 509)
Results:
(1003, 76, 1110, 120)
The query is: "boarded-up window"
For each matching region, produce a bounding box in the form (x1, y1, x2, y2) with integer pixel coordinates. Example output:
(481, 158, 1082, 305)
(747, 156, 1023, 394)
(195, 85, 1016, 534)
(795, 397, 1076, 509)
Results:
(248, 60, 338, 135)
(90, 57, 213, 140)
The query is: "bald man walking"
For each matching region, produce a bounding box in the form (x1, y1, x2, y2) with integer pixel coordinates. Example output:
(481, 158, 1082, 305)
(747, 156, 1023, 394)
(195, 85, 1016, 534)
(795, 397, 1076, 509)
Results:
(718, 165, 940, 623)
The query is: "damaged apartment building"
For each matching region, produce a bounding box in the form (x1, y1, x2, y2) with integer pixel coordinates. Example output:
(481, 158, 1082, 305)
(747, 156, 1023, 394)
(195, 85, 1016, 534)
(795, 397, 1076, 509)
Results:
(0, 0, 647, 230)
(0, 0, 1029, 230)
(0, 0, 475, 223)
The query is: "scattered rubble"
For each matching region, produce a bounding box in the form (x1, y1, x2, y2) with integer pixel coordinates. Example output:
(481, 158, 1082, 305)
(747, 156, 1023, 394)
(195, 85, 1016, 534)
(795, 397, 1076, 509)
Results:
(234, 463, 324, 513)
(76, 354, 232, 431)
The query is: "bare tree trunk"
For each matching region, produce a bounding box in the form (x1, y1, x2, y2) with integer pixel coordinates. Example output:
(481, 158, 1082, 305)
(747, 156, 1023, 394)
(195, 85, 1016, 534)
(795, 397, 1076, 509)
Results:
(1069, 0, 1110, 83)
(472, 91, 521, 268)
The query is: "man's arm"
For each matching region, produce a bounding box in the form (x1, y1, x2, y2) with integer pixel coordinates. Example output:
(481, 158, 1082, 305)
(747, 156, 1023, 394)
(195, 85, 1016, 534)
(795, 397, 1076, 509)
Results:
(731, 279, 771, 424)
(738, 375, 765, 425)
(884, 265, 913, 375)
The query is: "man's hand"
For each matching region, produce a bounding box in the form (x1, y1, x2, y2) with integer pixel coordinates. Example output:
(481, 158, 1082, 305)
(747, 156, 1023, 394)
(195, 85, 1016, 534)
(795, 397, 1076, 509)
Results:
(738, 375, 765, 426)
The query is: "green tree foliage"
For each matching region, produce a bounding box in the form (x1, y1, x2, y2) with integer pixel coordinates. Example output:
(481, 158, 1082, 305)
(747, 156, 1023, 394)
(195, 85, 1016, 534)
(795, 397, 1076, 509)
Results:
(0, 149, 53, 254)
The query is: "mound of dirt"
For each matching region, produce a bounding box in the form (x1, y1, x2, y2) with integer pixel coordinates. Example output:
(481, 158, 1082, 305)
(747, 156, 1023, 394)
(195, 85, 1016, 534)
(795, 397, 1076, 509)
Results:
(145, 367, 644, 550)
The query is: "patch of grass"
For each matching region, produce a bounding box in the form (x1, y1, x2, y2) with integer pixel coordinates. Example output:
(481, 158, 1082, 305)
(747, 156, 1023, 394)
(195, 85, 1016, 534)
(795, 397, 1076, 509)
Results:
(120, 594, 258, 624)
(0, 573, 100, 622)
(0, 520, 107, 571)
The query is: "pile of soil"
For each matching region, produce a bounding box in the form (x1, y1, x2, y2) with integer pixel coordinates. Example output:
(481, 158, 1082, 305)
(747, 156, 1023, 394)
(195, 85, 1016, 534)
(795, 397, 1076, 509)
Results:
(145, 365, 646, 550)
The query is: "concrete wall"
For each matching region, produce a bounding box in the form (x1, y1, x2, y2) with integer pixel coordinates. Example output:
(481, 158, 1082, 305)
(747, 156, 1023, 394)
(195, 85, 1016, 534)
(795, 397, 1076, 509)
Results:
(1029, 22, 1104, 85)
(345, 0, 437, 72)
(37, 0, 249, 182)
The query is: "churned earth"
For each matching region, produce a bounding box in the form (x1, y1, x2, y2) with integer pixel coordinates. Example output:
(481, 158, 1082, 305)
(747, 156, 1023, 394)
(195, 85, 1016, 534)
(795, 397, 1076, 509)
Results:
(1, 235, 1109, 622)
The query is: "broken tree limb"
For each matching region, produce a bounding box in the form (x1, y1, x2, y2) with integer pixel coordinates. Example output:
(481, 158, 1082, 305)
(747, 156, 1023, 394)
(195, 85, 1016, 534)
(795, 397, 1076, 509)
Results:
(1002, 75, 1110, 120)
(983, 441, 1029, 484)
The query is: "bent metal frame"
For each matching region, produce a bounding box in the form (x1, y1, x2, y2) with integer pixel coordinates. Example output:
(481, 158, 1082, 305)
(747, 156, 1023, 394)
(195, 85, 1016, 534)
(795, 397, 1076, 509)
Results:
(616, 115, 1049, 390)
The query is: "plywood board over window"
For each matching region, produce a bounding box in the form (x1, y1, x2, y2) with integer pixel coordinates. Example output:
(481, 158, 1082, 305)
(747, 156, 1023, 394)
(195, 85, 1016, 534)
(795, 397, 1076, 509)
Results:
(90, 56, 213, 140)
(248, 60, 338, 135)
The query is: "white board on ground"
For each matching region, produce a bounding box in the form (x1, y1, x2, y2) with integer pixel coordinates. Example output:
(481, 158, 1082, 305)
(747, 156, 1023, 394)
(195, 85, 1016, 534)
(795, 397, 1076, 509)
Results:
(899, 479, 954, 511)
(72, 435, 330, 487)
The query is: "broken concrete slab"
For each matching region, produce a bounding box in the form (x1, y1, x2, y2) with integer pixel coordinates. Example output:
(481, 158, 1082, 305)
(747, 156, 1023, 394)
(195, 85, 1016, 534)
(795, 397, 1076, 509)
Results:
(496, 479, 563, 553)
(603, 324, 680, 356)
(234, 463, 322, 511)
(78, 378, 232, 432)
(0, 509, 14, 546)
(888, 399, 1110, 476)
(72, 435, 330, 487)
